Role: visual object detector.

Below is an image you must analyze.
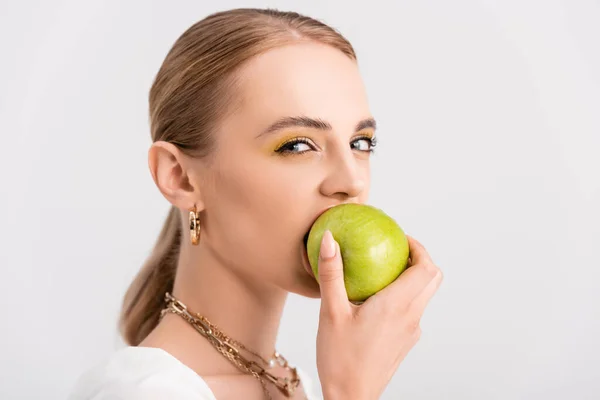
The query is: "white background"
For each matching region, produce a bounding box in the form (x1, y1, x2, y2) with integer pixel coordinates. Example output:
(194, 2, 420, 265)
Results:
(1, 1, 599, 399)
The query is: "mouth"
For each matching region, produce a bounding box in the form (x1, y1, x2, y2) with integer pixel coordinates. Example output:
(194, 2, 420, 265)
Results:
(301, 229, 314, 278)
(300, 204, 342, 280)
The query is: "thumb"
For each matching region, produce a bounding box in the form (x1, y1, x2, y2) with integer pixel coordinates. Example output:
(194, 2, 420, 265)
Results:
(317, 230, 350, 316)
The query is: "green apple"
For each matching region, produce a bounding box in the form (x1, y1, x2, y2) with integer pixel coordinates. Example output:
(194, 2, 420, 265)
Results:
(306, 203, 410, 303)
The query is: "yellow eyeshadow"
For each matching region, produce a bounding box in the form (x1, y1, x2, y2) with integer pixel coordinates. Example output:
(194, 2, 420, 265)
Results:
(269, 133, 307, 152)
(355, 129, 375, 139)
(266, 129, 376, 155)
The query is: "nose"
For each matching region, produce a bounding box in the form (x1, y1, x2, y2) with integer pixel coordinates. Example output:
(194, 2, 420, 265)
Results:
(319, 151, 366, 201)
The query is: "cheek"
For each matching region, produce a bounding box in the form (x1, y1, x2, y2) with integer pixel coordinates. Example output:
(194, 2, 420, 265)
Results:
(359, 162, 371, 202)
(206, 160, 312, 277)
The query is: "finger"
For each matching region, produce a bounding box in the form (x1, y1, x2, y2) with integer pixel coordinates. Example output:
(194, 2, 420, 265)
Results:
(406, 235, 434, 266)
(376, 260, 440, 304)
(317, 230, 350, 316)
(410, 269, 443, 316)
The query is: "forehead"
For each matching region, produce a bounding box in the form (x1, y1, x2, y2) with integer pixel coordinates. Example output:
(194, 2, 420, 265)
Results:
(230, 42, 371, 133)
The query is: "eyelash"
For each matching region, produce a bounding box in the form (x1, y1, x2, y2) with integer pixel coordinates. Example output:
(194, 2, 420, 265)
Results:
(275, 135, 378, 155)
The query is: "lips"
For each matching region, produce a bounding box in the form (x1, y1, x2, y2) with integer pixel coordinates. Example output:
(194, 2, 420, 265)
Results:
(301, 244, 315, 278)
(302, 204, 342, 253)
(304, 205, 339, 240)
(301, 205, 341, 279)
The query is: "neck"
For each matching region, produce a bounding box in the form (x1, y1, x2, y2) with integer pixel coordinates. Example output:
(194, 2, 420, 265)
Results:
(169, 241, 288, 360)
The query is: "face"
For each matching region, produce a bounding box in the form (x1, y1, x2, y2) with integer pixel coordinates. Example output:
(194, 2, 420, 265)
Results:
(196, 42, 374, 297)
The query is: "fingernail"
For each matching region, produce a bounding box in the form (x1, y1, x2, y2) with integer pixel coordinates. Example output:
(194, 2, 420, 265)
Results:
(320, 230, 337, 260)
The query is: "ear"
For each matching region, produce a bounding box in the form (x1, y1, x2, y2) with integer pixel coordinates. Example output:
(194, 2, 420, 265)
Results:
(148, 141, 205, 212)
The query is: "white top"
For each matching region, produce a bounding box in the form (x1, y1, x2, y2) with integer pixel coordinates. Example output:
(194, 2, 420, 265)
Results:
(68, 346, 321, 400)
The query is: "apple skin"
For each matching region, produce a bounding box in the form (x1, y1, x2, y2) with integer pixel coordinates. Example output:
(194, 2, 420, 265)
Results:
(306, 203, 410, 302)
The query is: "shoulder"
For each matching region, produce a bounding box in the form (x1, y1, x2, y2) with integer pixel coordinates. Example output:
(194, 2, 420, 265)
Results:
(68, 346, 217, 400)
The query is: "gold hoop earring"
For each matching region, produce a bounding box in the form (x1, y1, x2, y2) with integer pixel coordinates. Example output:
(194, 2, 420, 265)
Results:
(189, 206, 201, 245)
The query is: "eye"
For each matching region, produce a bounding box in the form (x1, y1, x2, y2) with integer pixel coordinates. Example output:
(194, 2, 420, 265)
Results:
(351, 136, 378, 153)
(274, 137, 317, 155)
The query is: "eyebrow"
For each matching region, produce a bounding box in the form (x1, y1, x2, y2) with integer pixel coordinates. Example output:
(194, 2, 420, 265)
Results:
(257, 116, 377, 138)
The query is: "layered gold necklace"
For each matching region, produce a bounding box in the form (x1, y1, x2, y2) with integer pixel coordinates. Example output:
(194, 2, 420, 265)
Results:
(160, 292, 304, 399)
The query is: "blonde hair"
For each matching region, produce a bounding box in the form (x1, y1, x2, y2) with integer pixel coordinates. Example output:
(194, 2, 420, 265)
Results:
(119, 8, 357, 346)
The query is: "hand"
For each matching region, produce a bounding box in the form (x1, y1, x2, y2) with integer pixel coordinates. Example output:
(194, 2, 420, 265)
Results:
(315, 231, 443, 400)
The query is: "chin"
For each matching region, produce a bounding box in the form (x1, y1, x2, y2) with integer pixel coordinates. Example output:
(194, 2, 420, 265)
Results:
(286, 273, 322, 299)
(276, 240, 323, 298)
(295, 287, 321, 299)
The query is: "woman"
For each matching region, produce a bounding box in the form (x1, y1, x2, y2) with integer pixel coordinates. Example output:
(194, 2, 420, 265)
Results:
(70, 8, 443, 400)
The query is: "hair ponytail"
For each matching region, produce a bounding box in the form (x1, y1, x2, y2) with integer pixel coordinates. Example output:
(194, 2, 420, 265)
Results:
(119, 206, 181, 345)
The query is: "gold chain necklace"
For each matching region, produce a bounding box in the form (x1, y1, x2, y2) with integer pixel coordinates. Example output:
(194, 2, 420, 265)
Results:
(160, 292, 305, 400)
